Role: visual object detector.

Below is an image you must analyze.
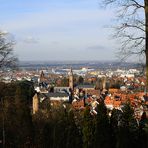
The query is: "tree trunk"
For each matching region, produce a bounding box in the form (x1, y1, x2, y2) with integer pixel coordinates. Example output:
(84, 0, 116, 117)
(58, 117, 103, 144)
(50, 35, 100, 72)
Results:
(145, 0, 148, 89)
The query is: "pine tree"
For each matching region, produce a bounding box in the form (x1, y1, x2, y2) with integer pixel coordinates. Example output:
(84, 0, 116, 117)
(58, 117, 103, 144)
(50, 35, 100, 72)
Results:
(33, 111, 51, 147)
(94, 101, 111, 148)
(82, 106, 95, 148)
(110, 109, 122, 148)
(139, 112, 148, 148)
(13, 86, 33, 147)
(65, 110, 82, 148)
(117, 103, 139, 148)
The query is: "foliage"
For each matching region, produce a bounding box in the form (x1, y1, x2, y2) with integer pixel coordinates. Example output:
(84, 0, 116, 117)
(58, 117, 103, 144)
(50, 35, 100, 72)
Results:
(94, 101, 112, 148)
(82, 106, 95, 148)
(139, 112, 148, 148)
(117, 103, 139, 148)
(78, 76, 84, 84)
(61, 77, 69, 87)
(110, 109, 123, 148)
(0, 82, 148, 147)
(0, 81, 34, 147)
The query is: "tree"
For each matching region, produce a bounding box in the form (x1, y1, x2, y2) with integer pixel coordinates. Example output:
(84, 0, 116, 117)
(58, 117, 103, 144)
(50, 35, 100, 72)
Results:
(110, 109, 123, 148)
(0, 31, 17, 69)
(18, 80, 35, 105)
(102, 0, 148, 85)
(117, 103, 139, 148)
(78, 76, 84, 84)
(61, 77, 69, 87)
(94, 101, 112, 148)
(33, 111, 53, 147)
(64, 110, 82, 148)
(53, 108, 82, 148)
(0, 82, 34, 147)
(82, 106, 95, 148)
(139, 112, 148, 148)
(12, 86, 33, 147)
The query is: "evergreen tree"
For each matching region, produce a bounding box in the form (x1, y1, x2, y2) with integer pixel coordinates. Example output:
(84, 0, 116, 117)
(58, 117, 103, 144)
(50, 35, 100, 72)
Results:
(13, 86, 33, 147)
(110, 109, 122, 148)
(61, 77, 69, 87)
(65, 110, 82, 148)
(117, 103, 139, 148)
(33, 110, 53, 148)
(18, 80, 35, 105)
(0, 82, 33, 147)
(3, 98, 16, 147)
(78, 76, 84, 84)
(94, 101, 111, 148)
(139, 112, 148, 148)
(82, 106, 94, 148)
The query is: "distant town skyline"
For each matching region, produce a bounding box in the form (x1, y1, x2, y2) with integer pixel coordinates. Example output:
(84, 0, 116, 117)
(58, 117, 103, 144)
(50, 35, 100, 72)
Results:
(0, 0, 123, 61)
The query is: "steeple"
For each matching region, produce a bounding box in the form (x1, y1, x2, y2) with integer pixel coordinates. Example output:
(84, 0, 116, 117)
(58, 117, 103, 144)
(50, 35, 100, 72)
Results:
(102, 77, 106, 90)
(39, 70, 45, 83)
(69, 67, 74, 90)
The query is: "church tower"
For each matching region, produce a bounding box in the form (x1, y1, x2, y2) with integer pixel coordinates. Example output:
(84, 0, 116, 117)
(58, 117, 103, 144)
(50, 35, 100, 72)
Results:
(69, 68, 74, 90)
(33, 93, 39, 114)
(102, 77, 106, 90)
(39, 70, 45, 83)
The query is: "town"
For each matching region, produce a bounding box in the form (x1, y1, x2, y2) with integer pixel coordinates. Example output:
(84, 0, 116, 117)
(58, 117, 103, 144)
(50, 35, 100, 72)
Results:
(0, 61, 148, 147)
(1, 62, 147, 119)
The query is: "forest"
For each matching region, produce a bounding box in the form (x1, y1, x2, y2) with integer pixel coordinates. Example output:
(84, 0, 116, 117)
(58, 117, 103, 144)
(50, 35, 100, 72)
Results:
(0, 81, 147, 148)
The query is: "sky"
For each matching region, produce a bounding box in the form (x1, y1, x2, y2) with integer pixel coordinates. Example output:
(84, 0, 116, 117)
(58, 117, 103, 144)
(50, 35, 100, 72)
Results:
(0, 0, 118, 61)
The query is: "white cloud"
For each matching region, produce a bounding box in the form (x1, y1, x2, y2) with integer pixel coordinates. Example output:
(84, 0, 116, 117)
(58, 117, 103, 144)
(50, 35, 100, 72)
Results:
(1, 3, 116, 61)
(1, 8, 114, 32)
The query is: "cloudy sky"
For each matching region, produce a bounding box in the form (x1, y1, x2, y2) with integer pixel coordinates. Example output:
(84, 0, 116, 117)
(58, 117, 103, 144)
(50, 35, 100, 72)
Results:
(0, 0, 118, 61)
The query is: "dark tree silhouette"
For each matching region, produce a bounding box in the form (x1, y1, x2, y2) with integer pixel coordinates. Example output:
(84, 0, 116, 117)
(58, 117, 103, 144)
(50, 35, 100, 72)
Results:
(94, 101, 112, 148)
(82, 106, 95, 148)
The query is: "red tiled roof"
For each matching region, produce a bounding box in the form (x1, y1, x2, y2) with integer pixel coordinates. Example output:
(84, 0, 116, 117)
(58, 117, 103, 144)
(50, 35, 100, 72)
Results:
(104, 96, 113, 105)
(72, 100, 85, 110)
(113, 100, 121, 108)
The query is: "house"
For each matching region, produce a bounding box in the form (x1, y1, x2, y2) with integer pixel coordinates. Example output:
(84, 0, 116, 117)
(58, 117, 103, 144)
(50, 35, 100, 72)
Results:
(32, 92, 69, 114)
(104, 96, 114, 110)
(72, 99, 85, 110)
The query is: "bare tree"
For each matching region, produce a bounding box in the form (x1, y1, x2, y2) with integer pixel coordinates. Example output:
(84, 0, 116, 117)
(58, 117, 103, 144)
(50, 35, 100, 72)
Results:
(0, 31, 18, 69)
(102, 0, 148, 85)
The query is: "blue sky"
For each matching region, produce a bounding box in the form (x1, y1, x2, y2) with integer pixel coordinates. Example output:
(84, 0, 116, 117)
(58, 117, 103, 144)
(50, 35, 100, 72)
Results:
(0, 0, 117, 61)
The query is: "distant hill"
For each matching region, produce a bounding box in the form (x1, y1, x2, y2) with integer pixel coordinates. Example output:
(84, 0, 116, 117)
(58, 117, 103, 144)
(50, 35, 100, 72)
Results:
(19, 60, 143, 70)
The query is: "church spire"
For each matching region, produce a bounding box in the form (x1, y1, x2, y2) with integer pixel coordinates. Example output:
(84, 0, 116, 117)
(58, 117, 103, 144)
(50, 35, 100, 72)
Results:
(69, 67, 74, 90)
(39, 71, 45, 83)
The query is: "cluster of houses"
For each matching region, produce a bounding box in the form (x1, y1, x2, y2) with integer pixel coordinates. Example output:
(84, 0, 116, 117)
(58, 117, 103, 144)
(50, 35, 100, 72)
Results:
(32, 68, 148, 120)
(0, 67, 147, 119)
